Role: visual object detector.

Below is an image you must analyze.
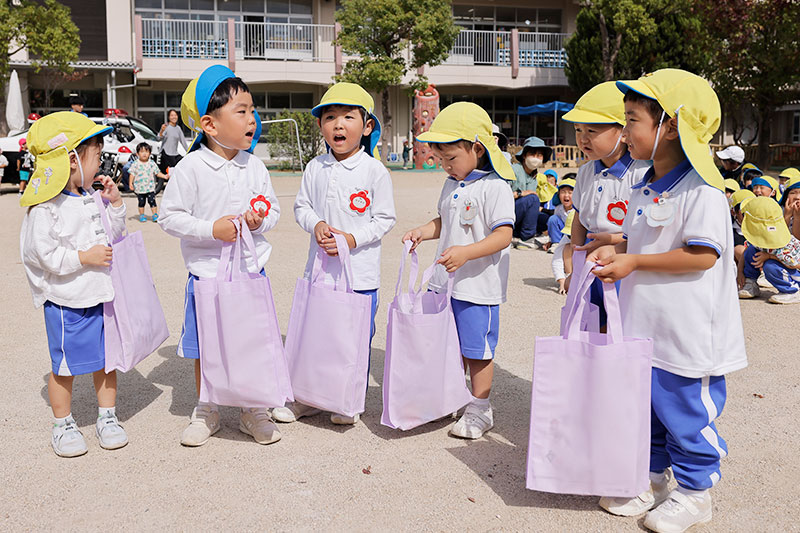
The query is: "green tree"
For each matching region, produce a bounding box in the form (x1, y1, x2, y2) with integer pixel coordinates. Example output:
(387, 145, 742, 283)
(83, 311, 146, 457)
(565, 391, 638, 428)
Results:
(694, 0, 800, 168)
(565, 0, 708, 94)
(0, 0, 81, 134)
(334, 0, 459, 162)
(264, 110, 324, 170)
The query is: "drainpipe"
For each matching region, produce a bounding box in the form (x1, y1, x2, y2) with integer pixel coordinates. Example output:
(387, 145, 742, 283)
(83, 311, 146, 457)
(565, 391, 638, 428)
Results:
(511, 29, 519, 79)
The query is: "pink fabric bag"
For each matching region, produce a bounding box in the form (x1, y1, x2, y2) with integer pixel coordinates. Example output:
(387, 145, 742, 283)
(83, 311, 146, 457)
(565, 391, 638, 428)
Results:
(526, 255, 653, 497)
(381, 243, 472, 430)
(194, 220, 293, 408)
(559, 250, 600, 334)
(92, 193, 169, 373)
(284, 234, 372, 417)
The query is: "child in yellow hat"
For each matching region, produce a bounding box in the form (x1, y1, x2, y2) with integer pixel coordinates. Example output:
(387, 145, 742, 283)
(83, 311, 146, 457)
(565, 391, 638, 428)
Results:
(273, 81, 397, 426)
(552, 209, 576, 294)
(730, 188, 756, 267)
(750, 175, 782, 203)
(588, 69, 747, 532)
(158, 65, 282, 447)
(780, 171, 800, 239)
(19, 111, 129, 458)
(401, 101, 515, 439)
(778, 167, 799, 195)
(737, 197, 800, 303)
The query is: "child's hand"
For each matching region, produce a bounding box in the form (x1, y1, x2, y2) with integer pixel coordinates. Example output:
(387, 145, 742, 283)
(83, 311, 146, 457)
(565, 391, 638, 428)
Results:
(79, 244, 112, 267)
(314, 221, 332, 246)
(329, 227, 356, 252)
(737, 271, 745, 290)
(212, 215, 239, 242)
(402, 229, 423, 252)
(586, 244, 617, 265)
(557, 278, 566, 295)
(438, 245, 470, 272)
(591, 253, 637, 283)
(243, 208, 265, 231)
(751, 251, 769, 269)
(96, 175, 122, 207)
(576, 232, 615, 253)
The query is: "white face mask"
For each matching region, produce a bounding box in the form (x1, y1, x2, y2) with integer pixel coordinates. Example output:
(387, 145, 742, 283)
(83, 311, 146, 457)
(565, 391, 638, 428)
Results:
(650, 111, 666, 161)
(525, 155, 543, 169)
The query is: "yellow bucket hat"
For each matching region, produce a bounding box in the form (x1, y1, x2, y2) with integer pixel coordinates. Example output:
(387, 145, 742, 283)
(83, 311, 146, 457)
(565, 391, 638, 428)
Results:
(416, 102, 515, 181)
(751, 175, 782, 203)
(20, 111, 111, 207)
(562, 81, 625, 126)
(562, 209, 576, 237)
(729, 188, 755, 209)
(741, 196, 792, 249)
(311, 82, 381, 158)
(779, 167, 800, 181)
(724, 178, 741, 192)
(616, 69, 723, 191)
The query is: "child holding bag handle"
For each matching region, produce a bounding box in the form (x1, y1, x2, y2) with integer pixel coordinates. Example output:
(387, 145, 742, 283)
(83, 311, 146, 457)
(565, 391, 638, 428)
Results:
(402, 102, 515, 440)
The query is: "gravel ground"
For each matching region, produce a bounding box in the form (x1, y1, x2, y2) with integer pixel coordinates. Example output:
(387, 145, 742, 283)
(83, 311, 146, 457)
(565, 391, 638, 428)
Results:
(0, 171, 796, 532)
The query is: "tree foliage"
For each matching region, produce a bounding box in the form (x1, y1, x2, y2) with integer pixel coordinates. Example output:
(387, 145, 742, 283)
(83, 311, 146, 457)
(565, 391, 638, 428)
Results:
(0, 0, 81, 133)
(334, 0, 459, 161)
(565, 0, 708, 94)
(264, 110, 324, 170)
(694, 0, 800, 167)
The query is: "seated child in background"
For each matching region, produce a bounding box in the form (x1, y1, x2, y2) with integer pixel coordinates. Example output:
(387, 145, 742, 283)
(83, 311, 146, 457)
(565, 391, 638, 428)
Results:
(541, 176, 575, 252)
(723, 178, 740, 199)
(740, 163, 761, 189)
(128, 141, 166, 223)
(20, 112, 129, 457)
(552, 209, 576, 294)
(159, 65, 282, 447)
(276, 82, 396, 426)
(750, 175, 781, 202)
(737, 196, 800, 304)
(730, 189, 756, 267)
(780, 172, 800, 239)
(403, 102, 515, 440)
(778, 167, 799, 195)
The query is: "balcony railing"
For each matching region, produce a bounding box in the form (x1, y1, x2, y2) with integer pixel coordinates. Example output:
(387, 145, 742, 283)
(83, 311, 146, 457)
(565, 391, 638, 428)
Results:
(140, 19, 569, 69)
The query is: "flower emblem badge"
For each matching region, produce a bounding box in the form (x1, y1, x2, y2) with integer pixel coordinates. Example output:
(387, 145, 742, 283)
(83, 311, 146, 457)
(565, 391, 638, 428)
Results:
(606, 200, 628, 226)
(349, 190, 370, 213)
(250, 194, 271, 216)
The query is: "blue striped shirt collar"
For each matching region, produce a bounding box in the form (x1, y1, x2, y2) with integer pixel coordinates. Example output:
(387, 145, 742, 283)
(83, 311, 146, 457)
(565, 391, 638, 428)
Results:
(593, 151, 634, 179)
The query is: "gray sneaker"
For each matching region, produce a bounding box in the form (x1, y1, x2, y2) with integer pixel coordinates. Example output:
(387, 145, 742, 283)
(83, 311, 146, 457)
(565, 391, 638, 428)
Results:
(330, 412, 360, 425)
(769, 291, 800, 304)
(738, 278, 760, 299)
(643, 489, 712, 533)
(240, 408, 281, 445)
(52, 417, 88, 458)
(449, 402, 493, 439)
(180, 405, 221, 447)
(96, 412, 129, 450)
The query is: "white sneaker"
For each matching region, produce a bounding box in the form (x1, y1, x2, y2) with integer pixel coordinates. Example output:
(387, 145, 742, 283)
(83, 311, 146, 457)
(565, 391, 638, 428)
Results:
(331, 412, 360, 425)
(96, 412, 129, 450)
(52, 417, 88, 458)
(643, 489, 712, 533)
(769, 291, 800, 304)
(449, 401, 493, 439)
(240, 408, 281, 445)
(180, 405, 221, 447)
(271, 402, 321, 423)
(534, 235, 551, 246)
(756, 273, 773, 288)
(738, 278, 760, 299)
(599, 470, 672, 516)
(516, 238, 535, 249)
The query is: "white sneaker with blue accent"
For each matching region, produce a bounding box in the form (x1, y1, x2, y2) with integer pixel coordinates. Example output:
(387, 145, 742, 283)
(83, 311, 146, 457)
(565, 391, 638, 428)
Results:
(769, 291, 800, 304)
(643, 489, 712, 533)
(52, 416, 88, 458)
(96, 412, 129, 450)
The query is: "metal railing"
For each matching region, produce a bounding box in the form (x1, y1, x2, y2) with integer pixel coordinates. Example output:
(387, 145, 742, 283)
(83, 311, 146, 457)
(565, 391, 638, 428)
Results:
(445, 30, 512, 66)
(141, 19, 228, 59)
(238, 22, 335, 62)
(517, 32, 568, 68)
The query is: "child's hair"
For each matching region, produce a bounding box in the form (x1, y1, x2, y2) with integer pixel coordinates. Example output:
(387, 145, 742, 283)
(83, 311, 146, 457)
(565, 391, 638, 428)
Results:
(136, 142, 151, 154)
(206, 77, 251, 115)
(562, 172, 577, 180)
(74, 134, 103, 156)
(316, 104, 368, 125)
(434, 140, 491, 170)
(69, 94, 85, 107)
(623, 91, 664, 122)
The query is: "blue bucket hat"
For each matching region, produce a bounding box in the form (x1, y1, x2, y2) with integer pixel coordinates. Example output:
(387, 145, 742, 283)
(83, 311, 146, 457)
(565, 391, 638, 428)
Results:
(180, 65, 262, 153)
(516, 136, 553, 162)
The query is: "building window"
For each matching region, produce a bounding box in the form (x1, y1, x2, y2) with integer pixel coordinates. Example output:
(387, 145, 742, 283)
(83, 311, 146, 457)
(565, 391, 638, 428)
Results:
(29, 89, 104, 116)
(135, 0, 312, 21)
(137, 90, 193, 136)
(262, 91, 313, 118)
(793, 111, 799, 144)
(452, 6, 562, 33)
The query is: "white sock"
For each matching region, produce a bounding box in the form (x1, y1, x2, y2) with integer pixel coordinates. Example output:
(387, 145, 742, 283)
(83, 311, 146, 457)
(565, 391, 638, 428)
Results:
(198, 401, 219, 412)
(98, 406, 116, 418)
(471, 396, 490, 411)
(649, 470, 668, 484)
(677, 486, 709, 501)
(54, 414, 71, 426)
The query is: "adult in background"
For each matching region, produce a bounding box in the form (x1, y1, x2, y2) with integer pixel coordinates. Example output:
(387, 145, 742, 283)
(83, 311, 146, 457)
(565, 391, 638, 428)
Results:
(157, 109, 189, 194)
(492, 123, 512, 163)
(716, 145, 746, 185)
(510, 136, 553, 248)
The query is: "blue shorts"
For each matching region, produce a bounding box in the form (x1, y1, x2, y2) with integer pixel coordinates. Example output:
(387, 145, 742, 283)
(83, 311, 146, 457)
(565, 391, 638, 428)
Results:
(43, 301, 105, 376)
(19, 170, 30, 181)
(451, 298, 499, 360)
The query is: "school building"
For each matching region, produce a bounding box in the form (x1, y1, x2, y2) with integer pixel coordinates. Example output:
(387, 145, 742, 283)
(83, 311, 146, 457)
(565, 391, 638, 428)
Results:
(8, 0, 800, 160)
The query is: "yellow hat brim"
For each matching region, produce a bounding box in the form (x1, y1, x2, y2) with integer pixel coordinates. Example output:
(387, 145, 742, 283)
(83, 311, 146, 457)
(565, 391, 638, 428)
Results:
(741, 214, 791, 249)
(480, 134, 515, 181)
(561, 108, 624, 126)
(724, 179, 741, 192)
(19, 148, 71, 207)
(678, 118, 724, 191)
(416, 131, 463, 144)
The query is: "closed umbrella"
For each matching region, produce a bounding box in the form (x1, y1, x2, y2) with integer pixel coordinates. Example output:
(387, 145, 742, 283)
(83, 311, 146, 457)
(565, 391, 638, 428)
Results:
(6, 70, 26, 134)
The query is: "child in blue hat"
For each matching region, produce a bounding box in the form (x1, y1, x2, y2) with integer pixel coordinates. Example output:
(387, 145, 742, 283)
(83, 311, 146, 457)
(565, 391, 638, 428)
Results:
(158, 65, 282, 447)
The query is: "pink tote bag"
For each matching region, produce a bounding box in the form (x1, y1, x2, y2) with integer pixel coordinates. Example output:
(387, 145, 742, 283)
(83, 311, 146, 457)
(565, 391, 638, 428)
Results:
(93, 193, 169, 373)
(526, 255, 653, 497)
(194, 220, 293, 408)
(284, 234, 372, 417)
(559, 249, 600, 334)
(381, 243, 472, 430)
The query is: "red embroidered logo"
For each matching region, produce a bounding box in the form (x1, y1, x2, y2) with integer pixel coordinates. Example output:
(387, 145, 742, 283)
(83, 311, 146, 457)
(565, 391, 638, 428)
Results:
(349, 191, 370, 213)
(250, 194, 271, 216)
(606, 200, 628, 226)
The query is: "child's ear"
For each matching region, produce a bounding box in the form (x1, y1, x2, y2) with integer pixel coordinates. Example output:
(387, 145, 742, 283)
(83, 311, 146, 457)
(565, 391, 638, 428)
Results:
(199, 114, 217, 137)
(362, 117, 375, 136)
(664, 116, 680, 140)
(317, 118, 322, 128)
(474, 142, 487, 157)
(69, 151, 78, 170)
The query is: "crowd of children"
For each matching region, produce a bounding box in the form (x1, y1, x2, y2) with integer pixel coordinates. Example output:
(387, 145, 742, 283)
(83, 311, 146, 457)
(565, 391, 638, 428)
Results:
(20, 62, 788, 532)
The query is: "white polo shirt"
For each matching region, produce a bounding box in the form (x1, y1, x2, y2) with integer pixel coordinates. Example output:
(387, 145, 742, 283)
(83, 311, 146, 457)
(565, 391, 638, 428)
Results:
(21, 190, 127, 308)
(572, 152, 650, 236)
(429, 170, 516, 305)
(620, 159, 747, 378)
(159, 145, 280, 278)
(294, 148, 396, 291)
